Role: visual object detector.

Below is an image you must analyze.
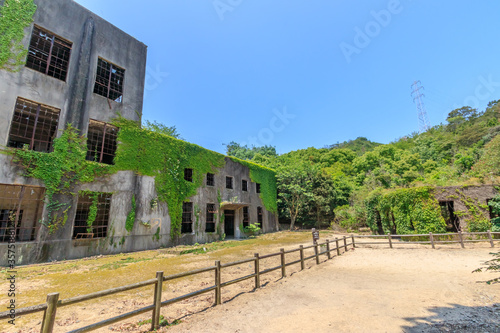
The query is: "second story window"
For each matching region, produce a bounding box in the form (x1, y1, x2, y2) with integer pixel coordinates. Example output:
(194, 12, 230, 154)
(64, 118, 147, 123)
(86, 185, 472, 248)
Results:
(184, 168, 193, 182)
(256, 183, 261, 193)
(226, 176, 233, 189)
(206, 173, 215, 186)
(7, 97, 60, 152)
(26, 26, 72, 81)
(86, 120, 118, 165)
(93, 58, 125, 102)
(242, 180, 248, 192)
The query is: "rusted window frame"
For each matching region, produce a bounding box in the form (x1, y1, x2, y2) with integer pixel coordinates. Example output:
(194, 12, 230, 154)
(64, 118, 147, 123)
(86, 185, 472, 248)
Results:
(205, 203, 216, 232)
(72, 192, 112, 239)
(256, 183, 261, 193)
(85, 119, 118, 165)
(242, 179, 248, 192)
(7, 97, 60, 153)
(226, 176, 233, 189)
(242, 206, 249, 228)
(182, 202, 193, 234)
(206, 173, 215, 186)
(93, 58, 125, 103)
(25, 25, 72, 81)
(257, 206, 263, 225)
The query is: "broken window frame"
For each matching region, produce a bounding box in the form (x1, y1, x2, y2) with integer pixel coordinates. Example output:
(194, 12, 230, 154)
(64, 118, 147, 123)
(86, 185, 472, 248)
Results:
(206, 173, 215, 186)
(25, 25, 72, 81)
(257, 206, 263, 226)
(0, 184, 45, 243)
(184, 168, 193, 182)
(226, 176, 233, 189)
(206, 203, 216, 232)
(72, 192, 112, 239)
(242, 180, 248, 192)
(85, 119, 118, 165)
(256, 183, 261, 194)
(242, 206, 249, 228)
(7, 97, 60, 153)
(93, 58, 125, 103)
(182, 202, 193, 233)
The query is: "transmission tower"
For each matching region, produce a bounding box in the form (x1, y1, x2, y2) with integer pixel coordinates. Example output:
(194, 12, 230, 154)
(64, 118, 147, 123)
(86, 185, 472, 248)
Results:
(411, 80, 431, 133)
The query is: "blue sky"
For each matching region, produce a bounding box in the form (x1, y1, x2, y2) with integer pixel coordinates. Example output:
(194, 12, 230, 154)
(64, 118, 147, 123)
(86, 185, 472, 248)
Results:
(74, 0, 500, 154)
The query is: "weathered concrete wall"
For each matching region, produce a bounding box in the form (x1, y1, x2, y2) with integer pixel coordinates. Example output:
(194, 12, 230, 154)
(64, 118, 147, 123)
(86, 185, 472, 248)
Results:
(0, 0, 278, 266)
(434, 185, 499, 230)
(0, 0, 147, 143)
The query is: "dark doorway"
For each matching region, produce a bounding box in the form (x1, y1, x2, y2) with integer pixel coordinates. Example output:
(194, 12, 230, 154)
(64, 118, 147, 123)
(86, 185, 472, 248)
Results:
(439, 201, 459, 232)
(224, 210, 235, 236)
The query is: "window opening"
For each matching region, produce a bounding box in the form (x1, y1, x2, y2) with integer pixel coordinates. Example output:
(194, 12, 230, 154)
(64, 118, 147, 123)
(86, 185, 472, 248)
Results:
(73, 192, 112, 239)
(206, 203, 216, 232)
(8, 98, 60, 152)
(182, 202, 193, 233)
(206, 173, 215, 186)
(26, 26, 72, 81)
(93, 58, 125, 102)
(85, 120, 118, 164)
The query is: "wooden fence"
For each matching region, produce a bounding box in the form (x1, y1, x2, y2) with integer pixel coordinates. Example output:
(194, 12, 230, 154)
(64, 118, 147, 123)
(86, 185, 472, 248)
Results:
(352, 230, 499, 249)
(0, 236, 353, 333)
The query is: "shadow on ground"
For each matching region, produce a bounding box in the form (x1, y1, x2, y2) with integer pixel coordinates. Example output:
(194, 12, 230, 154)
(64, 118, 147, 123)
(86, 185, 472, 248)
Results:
(402, 303, 500, 332)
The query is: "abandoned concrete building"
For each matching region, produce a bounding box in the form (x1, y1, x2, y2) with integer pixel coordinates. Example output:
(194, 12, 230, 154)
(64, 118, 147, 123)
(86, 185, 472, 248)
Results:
(435, 185, 499, 232)
(0, 0, 278, 266)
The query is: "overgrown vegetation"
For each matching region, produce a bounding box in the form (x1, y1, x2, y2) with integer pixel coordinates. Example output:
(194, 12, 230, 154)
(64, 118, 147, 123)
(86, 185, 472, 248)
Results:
(226, 100, 500, 233)
(11, 125, 110, 233)
(0, 0, 37, 71)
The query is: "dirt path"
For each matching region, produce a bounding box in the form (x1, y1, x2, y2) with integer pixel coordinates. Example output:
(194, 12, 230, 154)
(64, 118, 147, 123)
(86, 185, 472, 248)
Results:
(1, 233, 499, 332)
(163, 247, 499, 333)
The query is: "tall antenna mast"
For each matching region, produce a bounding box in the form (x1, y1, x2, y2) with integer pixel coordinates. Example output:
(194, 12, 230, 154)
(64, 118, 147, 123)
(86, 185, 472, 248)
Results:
(411, 80, 431, 133)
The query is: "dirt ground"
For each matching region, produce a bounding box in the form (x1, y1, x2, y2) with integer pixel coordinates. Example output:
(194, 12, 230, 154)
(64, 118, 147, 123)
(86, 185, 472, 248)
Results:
(1, 232, 499, 332)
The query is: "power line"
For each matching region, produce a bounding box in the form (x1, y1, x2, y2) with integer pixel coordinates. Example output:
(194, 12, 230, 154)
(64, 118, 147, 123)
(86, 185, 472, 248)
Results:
(411, 80, 431, 133)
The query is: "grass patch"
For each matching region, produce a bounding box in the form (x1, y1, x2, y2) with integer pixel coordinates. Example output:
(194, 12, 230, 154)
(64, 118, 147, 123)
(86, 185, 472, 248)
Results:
(137, 315, 181, 328)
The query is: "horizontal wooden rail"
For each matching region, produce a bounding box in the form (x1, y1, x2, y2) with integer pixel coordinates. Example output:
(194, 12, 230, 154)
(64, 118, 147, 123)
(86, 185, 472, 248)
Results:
(163, 266, 216, 282)
(221, 273, 256, 287)
(5, 235, 355, 332)
(221, 258, 255, 268)
(67, 304, 156, 333)
(59, 278, 158, 307)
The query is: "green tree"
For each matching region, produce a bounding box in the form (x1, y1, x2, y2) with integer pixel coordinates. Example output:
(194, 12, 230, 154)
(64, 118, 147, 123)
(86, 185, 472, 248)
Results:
(143, 120, 182, 139)
(276, 162, 314, 230)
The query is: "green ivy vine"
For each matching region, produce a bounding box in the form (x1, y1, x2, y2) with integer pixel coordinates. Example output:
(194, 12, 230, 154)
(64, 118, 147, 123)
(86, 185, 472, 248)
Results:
(365, 187, 447, 234)
(228, 156, 278, 213)
(10, 125, 110, 232)
(112, 118, 226, 238)
(0, 0, 37, 71)
(125, 194, 136, 232)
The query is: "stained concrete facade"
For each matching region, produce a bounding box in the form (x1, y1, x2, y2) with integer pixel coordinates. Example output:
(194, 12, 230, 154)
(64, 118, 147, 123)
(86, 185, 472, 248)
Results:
(0, 0, 278, 266)
(435, 185, 499, 231)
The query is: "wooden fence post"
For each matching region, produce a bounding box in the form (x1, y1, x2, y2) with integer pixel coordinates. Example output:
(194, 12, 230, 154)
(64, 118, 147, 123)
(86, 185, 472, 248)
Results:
(429, 232, 435, 249)
(487, 230, 494, 248)
(215, 261, 221, 305)
(151, 272, 164, 330)
(41, 293, 59, 333)
(326, 239, 331, 259)
(336, 238, 340, 256)
(458, 231, 465, 248)
(343, 236, 347, 252)
(254, 253, 260, 288)
(351, 234, 355, 248)
(387, 233, 392, 249)
(299, 245, 305, 270)
(314, 243, 320, 264)
(280, 248, 286, 278)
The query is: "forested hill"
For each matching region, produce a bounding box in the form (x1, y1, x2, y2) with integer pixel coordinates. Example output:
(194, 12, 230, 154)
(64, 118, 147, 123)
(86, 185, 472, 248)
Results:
(226, 100, 500, 232)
